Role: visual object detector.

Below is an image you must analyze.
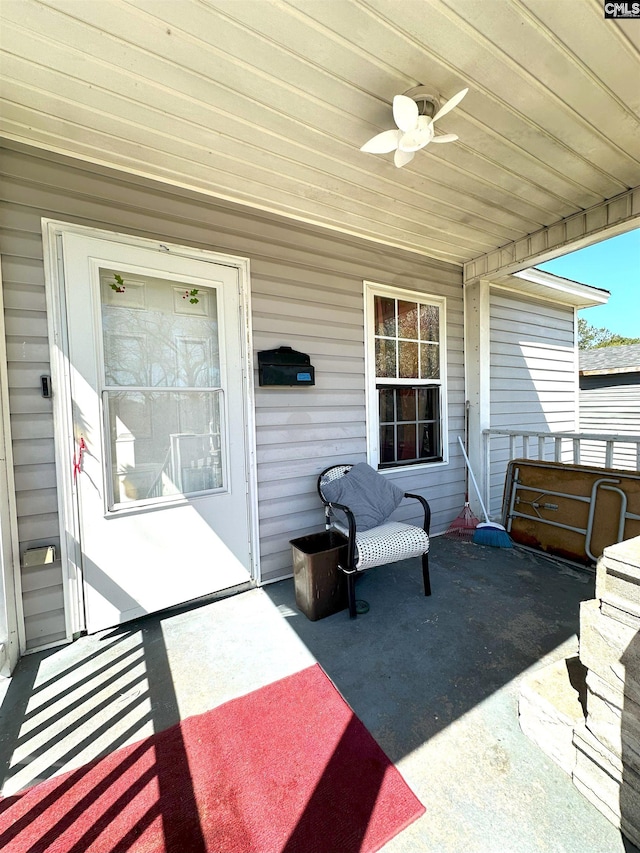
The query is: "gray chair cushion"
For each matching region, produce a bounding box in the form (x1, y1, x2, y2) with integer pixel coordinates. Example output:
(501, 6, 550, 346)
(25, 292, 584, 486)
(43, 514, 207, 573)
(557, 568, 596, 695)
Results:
(321, 462, 405, 531)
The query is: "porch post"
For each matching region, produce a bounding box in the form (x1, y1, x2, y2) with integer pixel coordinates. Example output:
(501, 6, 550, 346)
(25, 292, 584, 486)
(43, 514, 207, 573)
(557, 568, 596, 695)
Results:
(463, 278, 491, 518)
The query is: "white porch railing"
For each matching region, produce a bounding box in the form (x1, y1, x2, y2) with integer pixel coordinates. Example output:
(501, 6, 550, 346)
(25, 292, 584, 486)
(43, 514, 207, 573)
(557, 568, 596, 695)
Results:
(482, 428, 640, 519)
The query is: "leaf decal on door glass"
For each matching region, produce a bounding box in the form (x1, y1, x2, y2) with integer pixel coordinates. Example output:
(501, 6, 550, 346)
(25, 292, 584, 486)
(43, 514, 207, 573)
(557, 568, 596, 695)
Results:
(110, 273, 126, 293)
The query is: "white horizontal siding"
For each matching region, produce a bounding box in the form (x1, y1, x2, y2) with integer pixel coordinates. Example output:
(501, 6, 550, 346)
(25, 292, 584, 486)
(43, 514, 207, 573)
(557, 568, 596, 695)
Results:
(0, 187, 64, 647)
(489, 291, 577, 516)
(1, 141, 465, 647)
(579, 381, 640, 469)
(252, 252, 464, 577)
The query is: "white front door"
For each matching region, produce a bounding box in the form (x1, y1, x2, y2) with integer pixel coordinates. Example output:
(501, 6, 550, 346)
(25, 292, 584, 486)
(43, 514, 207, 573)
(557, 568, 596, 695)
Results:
(61, 232, 253, 633)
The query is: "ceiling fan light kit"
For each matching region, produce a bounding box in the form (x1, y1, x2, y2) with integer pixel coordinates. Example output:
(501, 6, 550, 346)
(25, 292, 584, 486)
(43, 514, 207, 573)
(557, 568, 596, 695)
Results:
(361, 86, 468, 168)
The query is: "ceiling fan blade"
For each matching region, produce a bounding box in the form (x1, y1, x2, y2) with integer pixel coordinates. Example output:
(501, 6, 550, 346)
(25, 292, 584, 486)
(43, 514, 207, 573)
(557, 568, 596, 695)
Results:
(360, 129, 402, 153)
(394, 148, 415, 168)
(399, 125, 434, 152)
(431, 87, 468, 123)
(430, 133, 459, 143)
(393, 95, 419, 132)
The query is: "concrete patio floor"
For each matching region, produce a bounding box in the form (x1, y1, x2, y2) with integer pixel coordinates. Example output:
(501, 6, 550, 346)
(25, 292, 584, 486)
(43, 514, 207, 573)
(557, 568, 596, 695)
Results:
(0, 536, 634, 852)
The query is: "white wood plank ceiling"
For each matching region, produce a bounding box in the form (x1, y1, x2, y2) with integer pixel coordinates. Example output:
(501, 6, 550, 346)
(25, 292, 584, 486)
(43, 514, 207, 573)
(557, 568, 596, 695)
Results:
(1, 0, 639, 268)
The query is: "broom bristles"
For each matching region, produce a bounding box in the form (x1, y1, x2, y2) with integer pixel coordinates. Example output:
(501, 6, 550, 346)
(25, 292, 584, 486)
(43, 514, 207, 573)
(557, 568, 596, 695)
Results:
(472, 522, 513, 548)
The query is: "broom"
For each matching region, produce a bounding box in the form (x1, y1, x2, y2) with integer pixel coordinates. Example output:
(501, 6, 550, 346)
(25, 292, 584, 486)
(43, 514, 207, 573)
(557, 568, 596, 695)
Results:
(446, 406, 480, 539)
(457, 436, 513, 548)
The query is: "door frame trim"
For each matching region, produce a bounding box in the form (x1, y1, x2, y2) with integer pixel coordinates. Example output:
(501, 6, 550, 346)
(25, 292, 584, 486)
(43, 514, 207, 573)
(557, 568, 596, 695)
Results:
(0, 258, 23, 671)
(42, 220, 259, 637)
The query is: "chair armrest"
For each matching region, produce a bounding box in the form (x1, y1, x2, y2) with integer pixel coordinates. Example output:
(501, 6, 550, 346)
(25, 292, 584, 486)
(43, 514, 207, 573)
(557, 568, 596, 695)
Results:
(404, 492, 431, 535)
(324, 501, 357, 568)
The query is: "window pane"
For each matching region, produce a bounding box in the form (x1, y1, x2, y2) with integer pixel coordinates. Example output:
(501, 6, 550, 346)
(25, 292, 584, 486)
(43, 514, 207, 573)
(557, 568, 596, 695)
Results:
(371, 289, 443, 469)
(420, 343, 440, 379)
(397, 388, 416, 421)
(106, 390, 223, 506)
(101, 270, 220, 388)
(417, 387, 439, 420)
(375, 338, 396, 377)
(420, 304, 439, 342)
(377, 385, 442, 467)
(380, 424, 395, 464)
(420, 423, 439, 459)
(379, 388, 395, 423)
(397, 423, 417, 460)
(398, 300, 418, 339)
(398, 341, 419, 378)
(374, 296, 396, 337)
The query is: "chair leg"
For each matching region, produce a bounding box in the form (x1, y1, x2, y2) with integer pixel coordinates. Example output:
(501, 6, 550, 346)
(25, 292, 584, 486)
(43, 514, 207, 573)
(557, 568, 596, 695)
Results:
(346, 572, 357, 618)
(422, 553, 431, 597)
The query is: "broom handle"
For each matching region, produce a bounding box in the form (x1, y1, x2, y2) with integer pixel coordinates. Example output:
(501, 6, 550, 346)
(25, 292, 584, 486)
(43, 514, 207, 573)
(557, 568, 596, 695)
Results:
(464, 401, 470, 501)
(457, 435, 490, 524)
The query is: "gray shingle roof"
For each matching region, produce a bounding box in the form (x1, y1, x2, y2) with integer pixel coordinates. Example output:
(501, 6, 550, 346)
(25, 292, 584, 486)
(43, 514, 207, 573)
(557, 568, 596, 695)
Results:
(579, 343, 640, 374)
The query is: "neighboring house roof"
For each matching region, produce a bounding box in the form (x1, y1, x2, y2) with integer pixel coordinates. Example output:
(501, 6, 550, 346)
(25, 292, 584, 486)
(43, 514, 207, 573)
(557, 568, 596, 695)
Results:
(504, 268, 610, 308)
(580, 344, 640, 375)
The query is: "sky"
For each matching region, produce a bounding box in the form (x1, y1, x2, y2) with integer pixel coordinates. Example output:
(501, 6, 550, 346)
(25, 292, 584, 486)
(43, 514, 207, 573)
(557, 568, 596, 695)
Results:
(536, 227, 640, 338)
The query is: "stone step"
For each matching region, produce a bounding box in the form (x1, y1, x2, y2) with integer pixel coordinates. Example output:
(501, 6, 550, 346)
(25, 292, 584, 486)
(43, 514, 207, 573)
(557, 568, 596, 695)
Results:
(573, 721, 640, 849)
(596, 536, 640, 621)
(579, 599, 640, 706)
(586, 669, 640, 773)
(602, 599, 640, 632)
(518, 656, 586, 775)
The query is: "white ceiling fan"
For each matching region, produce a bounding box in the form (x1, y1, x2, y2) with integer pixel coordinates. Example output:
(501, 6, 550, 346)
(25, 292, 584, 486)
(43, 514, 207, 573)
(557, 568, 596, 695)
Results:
(361, 86, 468, 168)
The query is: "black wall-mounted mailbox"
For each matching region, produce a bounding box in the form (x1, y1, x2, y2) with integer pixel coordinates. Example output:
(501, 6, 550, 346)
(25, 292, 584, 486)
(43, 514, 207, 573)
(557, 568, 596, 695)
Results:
(258, 346, 315, 387)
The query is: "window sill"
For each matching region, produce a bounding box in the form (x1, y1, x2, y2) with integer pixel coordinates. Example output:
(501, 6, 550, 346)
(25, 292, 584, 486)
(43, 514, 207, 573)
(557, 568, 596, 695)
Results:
(373, 458, 449, 474)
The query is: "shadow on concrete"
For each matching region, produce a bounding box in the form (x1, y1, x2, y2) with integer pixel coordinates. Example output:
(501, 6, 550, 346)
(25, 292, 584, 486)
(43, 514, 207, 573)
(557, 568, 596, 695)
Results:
(0, 621, 207, 853)
(264, 536, 594, 763)
(0, 536, 614, 852)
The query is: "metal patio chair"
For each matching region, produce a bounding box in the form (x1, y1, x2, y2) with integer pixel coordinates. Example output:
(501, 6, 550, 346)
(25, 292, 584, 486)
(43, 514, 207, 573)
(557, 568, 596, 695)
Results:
(317, 463, 431, 618)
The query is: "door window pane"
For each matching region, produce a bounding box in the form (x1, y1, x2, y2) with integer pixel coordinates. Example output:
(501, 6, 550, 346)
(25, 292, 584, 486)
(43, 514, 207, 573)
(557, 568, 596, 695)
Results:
(101, 270, 220, 388)
(100, 268, 225, 507)
(105, 390, 223, 506)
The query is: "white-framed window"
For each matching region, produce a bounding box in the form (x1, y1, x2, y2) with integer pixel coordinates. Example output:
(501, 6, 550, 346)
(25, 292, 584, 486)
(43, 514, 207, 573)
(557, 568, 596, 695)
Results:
(364, 282, 447, 470)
